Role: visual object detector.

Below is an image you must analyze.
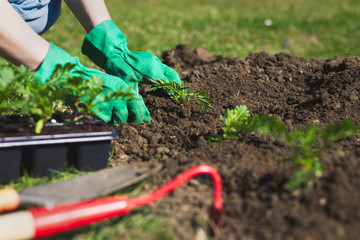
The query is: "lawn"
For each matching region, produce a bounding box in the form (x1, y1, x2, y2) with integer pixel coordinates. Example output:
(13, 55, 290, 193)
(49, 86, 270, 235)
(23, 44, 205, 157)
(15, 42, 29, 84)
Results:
(45, 0, 360, 66)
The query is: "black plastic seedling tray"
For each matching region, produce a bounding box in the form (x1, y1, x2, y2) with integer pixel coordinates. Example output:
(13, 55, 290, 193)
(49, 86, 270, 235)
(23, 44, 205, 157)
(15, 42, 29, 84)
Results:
(0, 128, 117, 183)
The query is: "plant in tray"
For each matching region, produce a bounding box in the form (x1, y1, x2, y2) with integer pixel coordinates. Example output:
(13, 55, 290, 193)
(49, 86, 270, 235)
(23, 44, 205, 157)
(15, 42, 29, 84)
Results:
(21, 71, 66, 134)
(13, 63, 136, 133)
(47, 63, 137, 131)
(148, 78, 213, 113)
(66, 75, 135, 132)
(0, 63, 135, 181)
(212, 105, 359, 192)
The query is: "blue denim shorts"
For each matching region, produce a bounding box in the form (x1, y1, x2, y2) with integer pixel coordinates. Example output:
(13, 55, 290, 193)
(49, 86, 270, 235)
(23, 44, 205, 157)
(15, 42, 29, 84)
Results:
(9, 0, 62, 35)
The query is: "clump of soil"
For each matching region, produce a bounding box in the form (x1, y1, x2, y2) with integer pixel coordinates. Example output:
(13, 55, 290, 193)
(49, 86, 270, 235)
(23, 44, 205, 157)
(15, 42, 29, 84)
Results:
(111, 44, 360, 240)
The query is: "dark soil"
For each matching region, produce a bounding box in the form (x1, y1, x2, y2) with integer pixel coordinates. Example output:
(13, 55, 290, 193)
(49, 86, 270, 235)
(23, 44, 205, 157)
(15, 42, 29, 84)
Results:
(111, 44, 360, 240)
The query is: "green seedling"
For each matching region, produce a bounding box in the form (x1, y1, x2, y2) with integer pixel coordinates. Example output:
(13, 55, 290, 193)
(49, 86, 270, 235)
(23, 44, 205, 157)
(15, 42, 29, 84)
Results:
(213, 105, 359, 192)
(0, 62, 136, 133)
(285, 119, 358, 191)
(54, 63, 90, 120)
(19, 63, 81, 134)
(148, 78, 213, 113)
(219, 105, 251, 139)
(21, 75, 65, 134)
(72, 76, 135, 132)
(54, 64, 136, 131)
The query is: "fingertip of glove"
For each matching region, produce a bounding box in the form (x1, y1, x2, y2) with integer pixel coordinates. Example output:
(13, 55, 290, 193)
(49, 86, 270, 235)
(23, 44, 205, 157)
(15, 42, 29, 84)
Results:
(164, 70, 181, 85)
(144, 116, 153, 123)
(94, 112, 112, 123)
(112, 107, 129, 124)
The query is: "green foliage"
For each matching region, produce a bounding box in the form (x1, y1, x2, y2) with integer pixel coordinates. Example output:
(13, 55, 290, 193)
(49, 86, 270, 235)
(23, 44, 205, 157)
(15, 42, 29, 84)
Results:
(69, 75, 135, 131)
(0, 63, 135, 133)
(148, 78, 213, 113)
(0, 164, 86, 191)
(285, 119, 359, 191)
(214, 105, 359, 192)
(219, 105, 250, 139)
(21, 70, 67, 134)
(0, 60, 33, 115)
(48, 64, 135, 132)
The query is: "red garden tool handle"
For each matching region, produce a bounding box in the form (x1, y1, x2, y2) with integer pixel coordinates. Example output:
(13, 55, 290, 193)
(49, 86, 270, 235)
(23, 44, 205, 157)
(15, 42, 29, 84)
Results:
(31, 195, 133, 238)
(0, 165, 224, 240)
(130, 164, 223, 210)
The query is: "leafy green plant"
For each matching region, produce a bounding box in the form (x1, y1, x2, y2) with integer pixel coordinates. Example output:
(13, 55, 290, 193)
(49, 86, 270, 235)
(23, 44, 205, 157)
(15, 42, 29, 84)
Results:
(47, 63, 85, 120)
(69, 76, 135, 132)
(148, 78, 213, 113)
(0, 60, 33, 116)
(21, 73, 66, 134)
(219, 105, 251, 139)
(35, 63, 136, 132)
(212, 105, 359, 192)
(285, 119, 359, 191)
(0, 62, 136, 134)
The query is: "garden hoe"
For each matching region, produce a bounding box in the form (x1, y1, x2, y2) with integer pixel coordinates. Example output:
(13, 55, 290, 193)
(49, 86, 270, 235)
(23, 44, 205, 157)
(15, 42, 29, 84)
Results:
(0, 165, 151, 213)
(0, 165, 224, 240)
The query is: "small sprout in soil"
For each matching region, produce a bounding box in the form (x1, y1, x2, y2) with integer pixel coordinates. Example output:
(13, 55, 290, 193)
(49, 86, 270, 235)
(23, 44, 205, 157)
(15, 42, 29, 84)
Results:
(220, 105, 251, 139)
(212, 105, 359, 193)
(148, 78, 213, 113)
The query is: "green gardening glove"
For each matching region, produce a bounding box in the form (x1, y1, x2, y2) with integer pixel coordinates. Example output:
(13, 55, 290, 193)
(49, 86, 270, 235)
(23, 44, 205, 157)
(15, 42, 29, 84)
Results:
(81, 20, 181, 92)
(36, 43, 152, 124)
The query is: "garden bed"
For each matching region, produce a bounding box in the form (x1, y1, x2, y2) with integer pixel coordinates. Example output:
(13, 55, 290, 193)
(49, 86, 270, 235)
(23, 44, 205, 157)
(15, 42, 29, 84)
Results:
(110, 44, 360, 239)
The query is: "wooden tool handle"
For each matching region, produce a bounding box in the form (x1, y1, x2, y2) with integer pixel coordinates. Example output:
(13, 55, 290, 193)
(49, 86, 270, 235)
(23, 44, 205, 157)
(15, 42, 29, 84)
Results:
(0, 188, 20, 212)
(0, 211, 35, 240)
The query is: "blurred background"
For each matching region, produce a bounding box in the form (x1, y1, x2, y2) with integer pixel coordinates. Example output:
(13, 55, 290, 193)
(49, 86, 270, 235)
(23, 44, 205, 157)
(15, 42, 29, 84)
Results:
(44, 0, 360, 67)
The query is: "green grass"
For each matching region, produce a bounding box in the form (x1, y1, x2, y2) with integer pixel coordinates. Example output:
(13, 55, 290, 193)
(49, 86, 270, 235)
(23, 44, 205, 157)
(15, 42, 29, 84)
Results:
(0, 165, 86, 191)
(46, 209, 176, 240)
(44, 0, 360, 67)
(2, 0, 360, 238)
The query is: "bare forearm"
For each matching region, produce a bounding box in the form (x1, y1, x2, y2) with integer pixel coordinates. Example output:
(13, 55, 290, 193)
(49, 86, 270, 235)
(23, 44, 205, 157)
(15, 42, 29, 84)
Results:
(0, 0, 49, 70)
(64, 0, 111, 33)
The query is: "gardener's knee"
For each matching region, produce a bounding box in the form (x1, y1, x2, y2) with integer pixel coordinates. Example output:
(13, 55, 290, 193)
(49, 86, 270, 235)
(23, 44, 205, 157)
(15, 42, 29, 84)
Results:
(9, 0, 62, 35)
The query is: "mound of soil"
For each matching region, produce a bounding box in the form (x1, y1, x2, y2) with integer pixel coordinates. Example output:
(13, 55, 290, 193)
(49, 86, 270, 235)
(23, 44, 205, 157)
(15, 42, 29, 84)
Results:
(111, 44, 360, 240)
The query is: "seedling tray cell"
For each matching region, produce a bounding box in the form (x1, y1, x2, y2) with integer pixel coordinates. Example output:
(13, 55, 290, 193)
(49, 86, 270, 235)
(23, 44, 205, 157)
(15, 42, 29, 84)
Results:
(0, 129, 117, 182)
(0, 148, 22, 183)
(68, 141, 111, 171)
(22, 145, 68, 177)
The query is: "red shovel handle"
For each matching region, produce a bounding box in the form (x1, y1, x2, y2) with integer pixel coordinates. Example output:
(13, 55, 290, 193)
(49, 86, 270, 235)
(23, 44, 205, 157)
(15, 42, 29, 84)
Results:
(0, 165, 223, 239)
(31, 195, 133, 238)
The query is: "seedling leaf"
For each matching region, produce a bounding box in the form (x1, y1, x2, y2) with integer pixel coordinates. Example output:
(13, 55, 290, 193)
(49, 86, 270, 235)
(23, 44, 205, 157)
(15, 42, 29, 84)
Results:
(148, 79, 213, 113)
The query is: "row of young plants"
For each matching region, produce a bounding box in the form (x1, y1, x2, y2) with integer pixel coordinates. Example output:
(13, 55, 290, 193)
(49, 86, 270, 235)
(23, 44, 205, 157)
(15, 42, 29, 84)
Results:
(147, 80, 359, 193)
(0, 61, 134, 134)
(209, 105, 359, 193)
